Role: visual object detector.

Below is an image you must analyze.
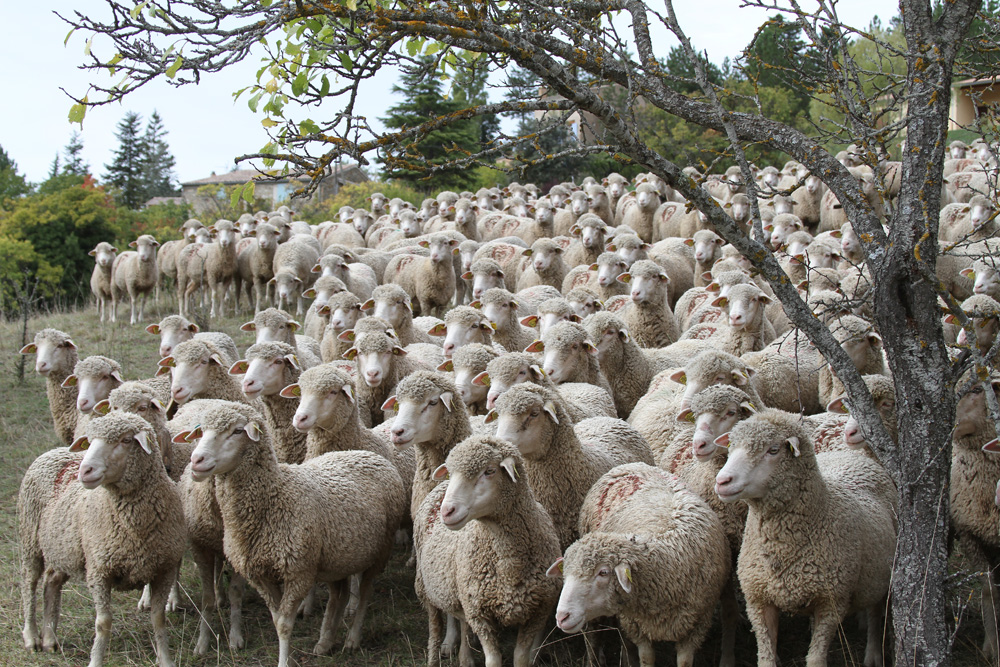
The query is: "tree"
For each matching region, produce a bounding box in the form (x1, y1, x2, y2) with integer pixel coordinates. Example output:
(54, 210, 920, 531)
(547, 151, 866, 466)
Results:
(63, 131, 89, 176)
(66, 1, 988, 663)
(103, 111, 146, 209)
(378, 57, 482, 191)
(141, 110, 179, 197)
(0, 145, 31, 201)
(451, 53, 501, 152)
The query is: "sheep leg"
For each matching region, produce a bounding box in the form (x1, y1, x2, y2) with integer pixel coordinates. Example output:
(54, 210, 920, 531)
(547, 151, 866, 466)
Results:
(41, 569, 68, 652)
(193, 550, 218, 655)
(747, 602, 779, 667)
(458, 620, 475, 667)
(863, 602, 886, 667)
(673, 638, 697, 667)
(20, 554, 43, 650)
(145, 571, 177, 667)
(467, 618, 502, 667)
(427, 607, 445, 667)
(344, 568, 378, 649)
(442, 613, 459, 656)
(347, 573, 361, 615)
(636, 639, 657, 667)
(982, 568, 1000, 661)
(718, 575, 740, 667)
(513, 612, 548, 667)
(805, 602, 840, 667)
(273, 579, 312, 667)
(86, 578, 114, 667)
(227, 573, 246, 650)
(297, 585, 316, 618)
(314, 580, 348, 655)
(166, 581, 181, 612)
(138, 583, 152, 610)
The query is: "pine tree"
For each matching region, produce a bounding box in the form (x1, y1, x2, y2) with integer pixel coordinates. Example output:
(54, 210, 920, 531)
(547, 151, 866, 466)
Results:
(47, 154, 60, 180)
(0, 145, 32, 200)
(103, 111, 146, 209)
(63, 131, 89, 176)
(378, 58, 480, 191)
(141, 110, 179, 197)
(451, 55, 499, 152)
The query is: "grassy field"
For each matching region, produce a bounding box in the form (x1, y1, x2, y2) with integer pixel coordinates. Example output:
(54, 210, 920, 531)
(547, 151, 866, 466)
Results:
(0, 300, 994, 666)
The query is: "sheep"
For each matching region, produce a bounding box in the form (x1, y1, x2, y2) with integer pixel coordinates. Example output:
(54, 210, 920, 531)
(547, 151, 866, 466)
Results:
(20, 329, 80, 445)
(617, 182, 661, 243)
(551, 462, 731, 667)
(270, 235, 321, 315)
(528, 321, 613, 397)
(516, 238, 568, 291)
(63, 355, 125, 441)
(522, 296, 580, 337)
(300, 275, 348, 340)
(242, 221, 280, 312)
(159, 338, 252, 408)
(383, 233, 458, 318)
(89, 242, 117, 322)
(475, 288, 536, 353)
(687, 229, 725, 286)
(588, 251, 630, 301)
(617, 260, 680, 348)
(816, 315, 886, 408)
(176, 226, 213, 317)
(940, 194, 1000, 243)
(198, 219, 239, 317)
(585, 311, 678, 418)
(566, 287, 604, 320)
(430, 305, 499, 358)
(960, 258, 1000, 301)
(477, 351, 617, 420)
(417, 435, 561, 667)
(708, 283, 776, 356)
(320, 291, 365, 362)
(714, 409, 896, 667)
(564, 214, 609, 268)
(492, 384, 653, 550)
(652, 199, 708, 240)
(19, 412, 185, 666)
(240, 307, 322, 369)
(553, 189, 592, 237)
(110, 234, 160, 324)
(311, 252, 377, 301)
(444, 343, 499, 415)
(184, 400, 406, 666)
(466, 255, 512, 298)
(364, 283, 439, 346)
(345, 328, 425, 427)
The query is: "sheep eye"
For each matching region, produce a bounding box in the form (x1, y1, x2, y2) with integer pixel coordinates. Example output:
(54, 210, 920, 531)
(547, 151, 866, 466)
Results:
(597, 567, 610, 578)
(973, 386, 984, 394)
(725, 410, 736, 417)
(233, 427, 245, 435)
(429, 398, 439, 406)
(767, 445, 781, 456)
(518, 370, 526, 376)
(484, 467, 496, 477)
(529, 408, 540, 418)
(139, 405, 147, 412)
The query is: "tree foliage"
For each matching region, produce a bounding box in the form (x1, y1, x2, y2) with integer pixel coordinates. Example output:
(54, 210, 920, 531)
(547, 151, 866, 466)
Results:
(103, 111, 146, 209)
(63, 131, 89, 177)
(0, 146, 31, 202)
(142, 110, 179, 197)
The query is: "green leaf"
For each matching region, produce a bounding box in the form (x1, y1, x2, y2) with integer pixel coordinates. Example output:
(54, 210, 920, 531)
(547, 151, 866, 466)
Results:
(344, 0, 357, 9)
(84, 36, 94, 56)
(261, 0, 272, 6)
(291, 72, 308, 96)
(425, 41, 443, 56)
(243, 181, 256, 204)
(64, 28, 76, 47)
(230, 184, 245, 208)
(319, 74, 330, 97)
(299, 119, 320, 135)
(248, 91, 263, 112)
(339, 53, 353, 72)
(165, 55, 183, 79)
(130, 1, 147, 19)
(68, 103, 87, 124)
(406, 38, 422, 57)
(262, 117, 279, 128)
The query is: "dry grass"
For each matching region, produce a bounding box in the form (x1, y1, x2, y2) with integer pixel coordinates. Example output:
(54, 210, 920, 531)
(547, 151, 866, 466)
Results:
(0, 299, 992, 666)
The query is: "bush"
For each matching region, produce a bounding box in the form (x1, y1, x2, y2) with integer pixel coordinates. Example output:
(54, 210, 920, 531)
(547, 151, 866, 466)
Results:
(299, 181, 426, 223)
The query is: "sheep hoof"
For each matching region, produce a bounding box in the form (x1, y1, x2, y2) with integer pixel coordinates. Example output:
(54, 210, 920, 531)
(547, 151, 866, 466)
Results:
(313, 640, 334, 655)
(22, 631, 41, 651)
(229, 632, 245, 650)
(194, 639, 210, 655)
(343, 636, 361, 651)
(138, 585, 152, 610)
(41, 638, 60, 653)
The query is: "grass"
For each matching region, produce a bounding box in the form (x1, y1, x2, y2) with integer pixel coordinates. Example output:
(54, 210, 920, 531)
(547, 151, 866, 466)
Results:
(0, 298, 995, 666)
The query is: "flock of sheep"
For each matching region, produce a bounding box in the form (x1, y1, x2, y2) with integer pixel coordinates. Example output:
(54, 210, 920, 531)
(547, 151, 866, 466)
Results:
(16, 136, 1000, 667)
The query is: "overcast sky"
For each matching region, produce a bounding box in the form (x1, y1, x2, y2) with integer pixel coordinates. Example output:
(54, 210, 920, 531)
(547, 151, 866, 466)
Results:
(3, 1, 900, 185)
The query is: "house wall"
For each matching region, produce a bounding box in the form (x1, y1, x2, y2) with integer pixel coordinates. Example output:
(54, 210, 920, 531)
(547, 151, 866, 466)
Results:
(951, 83, 1000, 130)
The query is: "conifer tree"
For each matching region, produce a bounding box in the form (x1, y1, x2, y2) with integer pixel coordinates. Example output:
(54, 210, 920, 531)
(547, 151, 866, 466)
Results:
(141, 110, 178, 197)
(103, 111, 146, 209)
(63, 131, 89, 176)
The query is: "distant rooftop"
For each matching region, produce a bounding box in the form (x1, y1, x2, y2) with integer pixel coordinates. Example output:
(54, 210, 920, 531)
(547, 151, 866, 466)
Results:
(181, 164, 365, 187)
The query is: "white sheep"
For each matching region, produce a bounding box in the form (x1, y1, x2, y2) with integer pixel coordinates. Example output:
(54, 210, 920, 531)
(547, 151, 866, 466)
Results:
(19, 328, 80, 445)
(270, 235, 321, 315)
(383, 233, 459, 318)
(111, 234, 160, 324)
(240, 307, 322, 369)
(89, 242, 118, 322)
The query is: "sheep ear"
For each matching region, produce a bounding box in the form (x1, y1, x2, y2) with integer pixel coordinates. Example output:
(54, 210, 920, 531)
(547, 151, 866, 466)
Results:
(867, 332, 882, 348)
(484, 409, 497, 423)
(284, 354, 300, 371)
(437, 360, 454, 372)
(209, 354, 225, 366)
(189, 426, 205, 441)
(338, 330, 356, 342)
(669, 370, 687, 384)
(521, 315, 539, 328)
(983, 439, 1000, 453)
(758, 294, 773, 306)
(588, 263, 599, 271)
(229, 360, 249, 375)
(827, 398, 848, 414)
(732, 369, 752, 386)
(584, 341, 598, 355)
(786, 436, 801, 457)
(617, 273, 632, 284)
(134, 431, 153, 454)
(432, 463, 449, 481)
(440, 391, 453, 412)
(944, 314, 959, 325)
(392, 346, 407, 356)
(711, 296, 728, 308)
(240, 321, 257, 332)
(740, 400, 758, 415)
(303, 288, 317, 298)
(381, 396, 398, 411)
(61, 375, 78, 388)
(546, 557, 565, 577)
(94, 400, 111, 416)
(342, 348, 359, 361)
(522, 248, 533, 257)
(961, 268, 976, 279)
(171, 430, 191, 445)
(683, 238, 695, 247)
(499, 456, 518, 482)
(525, 340, 544, 353)
(361, 299, 375, 311)
(69, 436, 90, 452)
(19, 343, 36, 354)
(614, 563, 633, 594)
(145, 323, 161, 334)
(151, 399, 165, 413)
(318, 304, 331, 316)
(279, 383, 302, 399)
(287, 320, 301, 332)
(472, 371, 490, 386)
(529, 365, 545, 381)
(342, 385, 355, 404)
(246, 422, 262, 442)
(429, 323, 448, 337)
(88, 249, 97, 256)
(714, 433, 730, 448)
(311, 264, 322, 273)
(461, 271, 474, 280)
(129, 240, 138, 248)
(676, 409, 695, 423)
(542, 401, 560, 424)
(469, 300, 482, 309)
(155, 366, 171, 376)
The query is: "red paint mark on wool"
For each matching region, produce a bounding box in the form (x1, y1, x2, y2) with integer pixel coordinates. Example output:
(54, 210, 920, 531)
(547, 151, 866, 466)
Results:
(53, 459, 81, 497)
(395, 255, 417, 273)
(593, 474, 644, 525)
(490, 246, 515, 265)
(669, 445, 694, 473)
(690, 326, 718, 340)
(427, 496, 444, 534)
(684, 292, 709, 319)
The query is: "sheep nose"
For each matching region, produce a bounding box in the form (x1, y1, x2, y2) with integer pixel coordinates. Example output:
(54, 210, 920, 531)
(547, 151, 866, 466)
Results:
(556, 611, 571, 628)
(845, 426, 860, 440)
(730, 315, 743, 326)
(160, 346, 171, 357)
(486, 394, 497, 409)
(441, 503, 456, 521)
(392, 427, 405, 438)
(975, 284, 986, 294)
(631, 291, 641, 300)
(716, 472, 733, 488)
(443, 343, 455, 357)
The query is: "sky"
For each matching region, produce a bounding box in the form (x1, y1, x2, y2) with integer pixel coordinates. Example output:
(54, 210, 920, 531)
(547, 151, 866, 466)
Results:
(2, 1, 901, 185)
